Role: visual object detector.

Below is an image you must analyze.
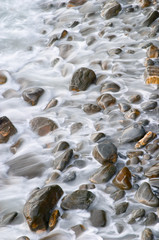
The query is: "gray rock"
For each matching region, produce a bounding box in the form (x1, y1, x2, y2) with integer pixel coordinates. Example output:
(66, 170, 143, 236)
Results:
(101, 0, 121, 20)
(86, 35, 96, 46)
(121, 124, 146, 144)
(53, 141, 70, 153)
(118, 102, 131, 112)
(69, 67, 96, 91)
(0, 212, 18, 226)
(108, 48, 122, 56)
(128, 209, 145, 224)
(91, 132, 105, 142)
(97, 94, 116, 110)
(70, 122, 83, 134)
(90, 209, 106, 227)
(101, 81, 120, 93)
(83, 104, 101, 114)
(128, 94, 141, 103)
(135, 182, 159, 207)
(141, 228, 154, 240)
(63, 171, 76, 182)
(61, 190, 95, 210)
(124, 108, 140, 120)
(110, 189, 125, 201)
(115, 202, 129, 215)
(89, 164, 116, 184)
(145, 163, 159, 178)
(141, 101, 157, 111)
(92, 140, 117, 165)
(144, 212, 157, 226)
(54, 149, 73, 171)
(59, 44, 73, 59)
(22, 88, 44, 106)
(44, 98, 58, 110)
(71, 224, 85, 237)
(143, 10, 159, 27)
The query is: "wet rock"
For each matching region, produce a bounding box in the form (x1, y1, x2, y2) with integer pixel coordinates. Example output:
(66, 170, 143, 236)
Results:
(149, 25, 159, 37)
(86, 35, 96, 46)
(127, 150, 143, 158)
(91, 132, 105, 142)
(101, 81, 120, 93)
(79, 183, 95, 190)
(48, 209, 60, 231)
(23, 185, 63, 232)
(0, 70, 7, 84)
(127, 156, 140, 165)
(59, 44, 73, 59)
(136, 166, 143, 173)
(92, 140, 117, 165)
(97, 94, 116, 110)
(145, 66, 159, 84)
(108, 48, 122, 56)
(146, 142, 159, 154)
(74, 160, 86, 168)
(113, 167, 132, 190)
(110, 189, 125, 201)
(63, 171, 76, 182)
(115, 202, 129, 215)
(70, 122, 82, 134)
(2, 89, 20, 98)
(30, 117, 58, 136)
(61, 190, 95, 210)
(135, 131, 156, 149)
(90, 209, 106, 227)
(118, 102, 131, 112)
(16, 237, 30, 240)
(128, 94, 141, 103)
(143, 10, 159, 27)
(124, 108, 140, 120)
(89, 163, 116, 184)
(53, 141, 70, 153)
(144, 212, 157, 226)
(120, 124, 146, 144)
(67, 0, 87, 8)
(145, 163, 159, 178)
(83, 103, 101, 114)
(115, 223, 124, 233)
(141, 101, 157, 111)
(128, 209, 145, 224)
(71, 224, 85, 237)
(0, 116, 17, 143)
(0, 212, 18, 225)
(135, 182, 159, 207)
(146, 45, 159, 58)
(10, 138, 23, 154)
(54, 149, 73, 171)
(22, 88, 44, 106)
(101, 0, 121, 20)
(69, 67, 96, 91)
(141, 228, 154, 240)
(44, 98, 58, 110)
(46, 172, 60, 184)
(140, 0, 151, 8)
(149, 93, 159, 99)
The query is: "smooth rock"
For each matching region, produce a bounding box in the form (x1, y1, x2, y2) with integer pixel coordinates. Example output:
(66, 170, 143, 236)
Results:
(0, 212, 18, 226)
(143, 10, 159, 27)
(128, 94, 141, 103)
(71, 224, 85, 237)
(127, 150, 143, 158)
(90, 209, 106, 227)
(97, 94, 116, 109)
(48, 209, 60, 231)
(23, 185, 63, 232)
(59, 44, 73, 59)
(67, 0, 87, 7)
(79, 184, 95, 190)
(30, 117, 58, 136)
(115, 202, 129, 215)
(108, 48, 122, 56)
(70, 122, 82, 134)
(124, 108, 140, 120)
(141, 228, 154, 240)
(91, 132, 105, 142)
(135, 182, 159, 207)
(0, 70, 7, 84)
(0, 116, 17, 143)
(92, 140, 117, 165)
(128, 209, 145, 224)
(135, 131, 156, 149)
(146, 142, 159, 154)
(113, 167, 132, 190)
(140, 0, 151, 8)
(44, 98, 58, 110)
(145, 163, 159, 178)
(146, 45, 159, 58)
(141, 101, 157, 111)
(61, 190, 95, 210)
(110, 189, 125, 201)
(16, 237, 30, 240)
(144, 212, 157, 226)
(101, 0, 121, 20)
(22, 88, 44, 106)
(63, 171, 76, 182)
(54, 149, 73, 171)
(118, 103, 131, 112)
(69, 67, 96, 91)
(145, 66, 159, 84)
(101, 81, 120, 93)
(120, 124, 146, 143)
(83, 104, 101, 114)
(53, 141, 70, 153)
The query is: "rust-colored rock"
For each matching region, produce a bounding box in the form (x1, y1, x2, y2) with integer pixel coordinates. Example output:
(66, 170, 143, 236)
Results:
(48, 209, 60, 231)
(145, 66, 159, 84)
(0, 116, 17, 143)
(135, 131, 157, 149)
(97, 94, 116, 109)
(10, 138, 23, 154)
(139, 0, 151, 8)
(0, 71, 7, 84)
(22, 88, 44, 106)
(67, 0, 87, 8)
(124, 108, 140, 120)
(113, 167, 132, 190)
(146, 45, 159, 58)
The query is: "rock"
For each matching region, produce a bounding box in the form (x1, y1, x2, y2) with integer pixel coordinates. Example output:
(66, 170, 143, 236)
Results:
(71, 224, 85, 237)
(48, 209, 60, 231)
(63, 171, 76, 182)
(113, 167, 132, 190)
(83, 104, 101, 114)
(145, 163, 159, 178)
(16, 237, 30, 240)
(0, 70, 7, 84)
(135, 132, 156, 149)
(70, 122, 82, 134)
(61, 190, 95, 210)
(30, 117, 58, 136)
(149, 93, 159, 99)
(146, 142, 159, 154)
(144, 212, 157, 226)
(127, 156, 140, 165)
(128, 209, 145, 224)
(0, 116, 17, 143)
(118, 103, 131, 112)
(141, 101, 157, 111)
(141, 228, 154, 240)
(0, 212, 18, 225)
(127, 150, 143, 158)
(74, 160, 86, 168)
(145, 66, 159, 84)
(53, 141, 70, 153)
(128, 94, 141, 103)
(124, 108, 140, 120)
(110, 189, 125, 201)
(101, 81, 120, 93)
(115, 223, 124, 233)
(149, 25, 159, 37)
(89, 164, 116, 184)
(79, 184, 95, 190)
(120, 124, 146, 144)
(67, 0, 87, 7)
(90, 209, 106, 227)
(143, 10, 159, 27)
(2, 89, 20, 98)
(22, 88, 44, 106)
(23, 185, 63, 232)
(101, 0, 121, 20)
(146, 45, 159, 58)
(108, 48, 122, 56)
(115, 202, 129, 215)
(54, 149, 73, 171)
(92, 140, 117, 165)
(46, 172, 60, 184)
(44, 98, 58, 110)
(97, 94, 116, 109)
(59, 44, 73, 59)
(10, 138, 23, 154)
(139, 0, 151, 8)
(86, 35, 96, 46)
(135, 182, 159, 207)
(69, 68, 96, 91)
(91, 132, 105, 142)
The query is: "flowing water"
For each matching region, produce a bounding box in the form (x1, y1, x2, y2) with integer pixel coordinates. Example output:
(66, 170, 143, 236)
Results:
(0, 0, 159, 239)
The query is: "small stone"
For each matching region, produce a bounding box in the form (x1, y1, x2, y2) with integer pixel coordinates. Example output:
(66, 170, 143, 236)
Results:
(61, 190, 95, 210)
(54, 149, 73, 171)
(69, 67, 96, 91)
(67, 0, 87, 7)
(0, 116, 17, 143)
(45, 172, 60, 184)
(71, 224, 85, 237)
(140, 0, 151, 8)
(146, 45, 159, 58)
(91, 132, 105, 142)
(2, 89, 20, 98)
(113, 167, 132, 190)
(83, 104, 101, 114)
(115, 202, 129, 215)
(22, 88, 44, 106)
(48, 209, 60, 231)
(128, 94, 141, 103)
(101, 81, 120, 93)
(143, 10, 159, 27)
(74, 160, 86, 168)
(144, 212, 157, 226)
(108, 48, 122, 56)
(145, 163, 159, 178)
(101, 0, 122, 20)
(89, 163, 116, 184)
(79, 183, 95, 190)
(124, 108, 140, 120)
(97, 94, 116, 109)
(16, 237, 30, 240)
(0, 70, 7, 84)
(149, 93, 159, 99)
(44, 98, 58, 110)
(128, 209, 145, 224)
(146, 142, 159, 154)
(92, 140, 117, 165)
(127, 150, 143, 158)
(136, 166, 143, 173)
(145, 66, 159, 84)
(115, 223, 124, 233)
(90, 209, 106, 227)
(59, 44, 73, 59)
(60, 30, 68, 39)
(128, 157, 140, 165)
(135, 182, 159, 207)
(70, 122, 82, 134)
(0, 212, 18, 226)
(135, 131, 157, 149)
(10, 138, 23, 154)
(141, 228, 154, 240)
(86, 35, 96, 46)
(53, 141, 70, 153)
(120, 124, 146, 144)
(141, 101, 157, 111)
(63, 171, 76, 182)
(110, 189, 125, 201)
(118, 103, 131, 112)
(30, 117, 58, 136)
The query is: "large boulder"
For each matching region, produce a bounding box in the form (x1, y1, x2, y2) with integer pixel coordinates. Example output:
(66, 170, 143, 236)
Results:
(23, 185, 63, 232)
(0, 116, 17, 143)
(69, 68, 96, 91)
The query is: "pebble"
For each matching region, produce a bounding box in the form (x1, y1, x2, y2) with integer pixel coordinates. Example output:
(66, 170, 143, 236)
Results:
(0, 212, 18, 226)
(115, 202, 129, 215)
(145, 163, 159, 178)
(0, 116, 17, 143)
(144, 212, 157, 226)
(113, 167, 132, 190)
(141, 228, 154, 240)
(90, 132, 105, 143)
(10, 138, 23, 154)
(128, 94, 141, 103)
(141, 101, 157, 111)
(90, 209, 107, 227)
(118, 102, 131, 112)
(101, 0, 122, 20)
(53, 141, 70, 153)
(44, 98, 58, 110)
(120, 124, 146, 144)
(128, 209, 145, 224)
(0, 70, 7, 84)
(101, 81, 120, 93)
(22, 87, 44, 106)
(54, 149, 73, 171)
(110, 189, 125, 201)
(70, 122, 83, 134)
(83, 103, 101, 114)
(71, 224, 85, 237)
(97, 93, 116, 109)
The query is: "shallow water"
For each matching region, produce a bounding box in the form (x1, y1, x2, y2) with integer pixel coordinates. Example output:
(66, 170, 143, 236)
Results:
(0, 0, 159, 239)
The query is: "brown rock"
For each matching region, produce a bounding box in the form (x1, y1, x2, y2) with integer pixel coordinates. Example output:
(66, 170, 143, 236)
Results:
(97, 94, 116, 109)
(128, 94, 141, 103)
(83, 104, 101, 114)
(0, 116, 17, 143)
(113, 167, 132, 190)
(44, 98, 58, 110)
(146, 45, 159, 58)
(30, 117, 58, 136)
(22, 88, 44, 106)
(135, 131, 157, 149)
(145, 65, 159, 84)
(54, 149, 73, 171)
(91, 132, 105, 142)
(145, 163, 159, 178)
(139, 0, 151, 8)
(141, 228, 154, 240)
(71, 224, 85, 237)
(67, 0, 87, 8)
(48, 209, 60, 231)
(101, 81, 120, 93)
(10, 138, 23, 154)
(124, 108, 140, 120)
(0, 71, 7, 84)
(101, 0, 121, 20)
(127, 150, 143, 158)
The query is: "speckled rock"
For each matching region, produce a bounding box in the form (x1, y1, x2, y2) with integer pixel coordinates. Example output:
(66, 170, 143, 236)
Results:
(141, 228, 154, 240)
(101, 0, 121, 20)
(54, 149, 73, 171)
(113, 167, 132, 190)
(22, 88, 44, 106)
(97, 94, 116, 109)
(90, 209, 107, 227)
(115, 202, 129, 215)
(135, 182, 159, 207)
(0, 116, 17, 143)
(61, 190, 95, 210)
(83, 103, 101, 114)
(120, 124, 146, 144)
